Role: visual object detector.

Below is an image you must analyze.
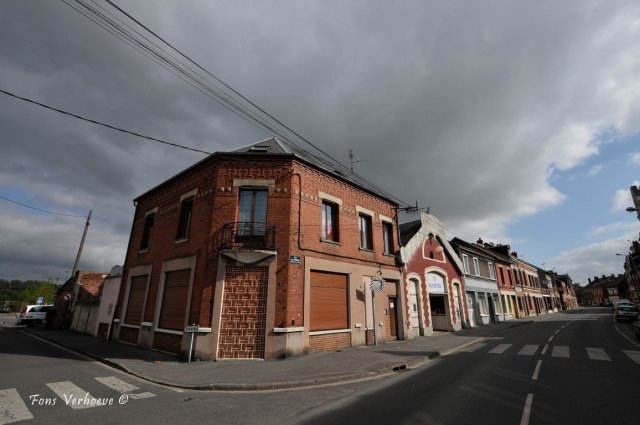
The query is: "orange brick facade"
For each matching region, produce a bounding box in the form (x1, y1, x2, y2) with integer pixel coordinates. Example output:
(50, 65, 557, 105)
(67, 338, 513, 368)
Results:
(112, 140, 404, 360)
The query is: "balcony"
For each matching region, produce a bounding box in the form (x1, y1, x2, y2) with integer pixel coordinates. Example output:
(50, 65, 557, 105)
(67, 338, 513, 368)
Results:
(211, 222, 276, 253)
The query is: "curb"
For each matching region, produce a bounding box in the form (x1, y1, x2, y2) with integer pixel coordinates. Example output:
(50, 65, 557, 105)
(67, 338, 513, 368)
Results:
(18, 319, 534, 392)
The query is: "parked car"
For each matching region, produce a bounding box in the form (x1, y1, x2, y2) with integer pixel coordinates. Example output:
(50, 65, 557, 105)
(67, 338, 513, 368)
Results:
(0, 305, 10, 313)
(633, 316, 640, 340)
(16, 304, 55, 327)
(614, 304, 639, 322)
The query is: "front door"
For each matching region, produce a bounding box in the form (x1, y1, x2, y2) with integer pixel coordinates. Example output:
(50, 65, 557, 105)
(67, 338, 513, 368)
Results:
(466, 291, 476, 327)
(408, 282, 420, 331)
(388, 297, 398, 338)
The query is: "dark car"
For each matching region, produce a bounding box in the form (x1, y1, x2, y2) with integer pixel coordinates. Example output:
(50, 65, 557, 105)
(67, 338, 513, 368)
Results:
(0, 305, 10, 313)
(633, 316, 640, 340)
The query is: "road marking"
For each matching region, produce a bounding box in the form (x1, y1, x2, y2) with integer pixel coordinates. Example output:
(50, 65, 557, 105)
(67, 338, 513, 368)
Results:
(548, 335, 554, 342)
(0, 388, 34, 424)
(554, 330, 560, 335)
(461, 342, 486, 352)
(520, 393, 534, 425)
(518, 345, 539, 356)
(541, 344, 548, 355)
(532, 360, 542, 380)
(586, 347, 611, 362)
(95, 377, 156, 400)
(551, 346, 570, 358)
(622, 350, 640, 364)
(488, 344, 511, 354)
(46, 381, 99, 410)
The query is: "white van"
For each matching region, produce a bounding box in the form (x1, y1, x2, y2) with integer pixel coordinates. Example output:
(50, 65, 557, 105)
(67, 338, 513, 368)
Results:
(17, 304, 55, 327)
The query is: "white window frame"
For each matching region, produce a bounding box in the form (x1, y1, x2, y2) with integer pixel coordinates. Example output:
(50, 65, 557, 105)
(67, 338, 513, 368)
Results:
(462, 254, 470, 275)
(488, 262, 495, 279)
(473, 257, 480, 276)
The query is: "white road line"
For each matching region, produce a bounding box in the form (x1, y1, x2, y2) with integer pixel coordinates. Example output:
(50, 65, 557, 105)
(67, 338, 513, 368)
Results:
(532, 360, 542, 380)
(554, 330, 560, 335)
(518, 345, 539, 356)
(95, 377, 155, 400)
(0, 388, 34, 425)
(461, 342, 486, 352)
(488, 344, 511, 354)
(46, 382, 99, 410)
(622, 350, 640, 364)
(520, 393, 534, 425)
(541, 344, 548, 355)
(551, 346, 570, 358)
(586, 348, 611, 362)
(548, 335, 554, 342)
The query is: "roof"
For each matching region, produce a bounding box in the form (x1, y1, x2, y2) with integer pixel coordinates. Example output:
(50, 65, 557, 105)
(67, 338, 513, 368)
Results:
(135, 137, 399, 205)
(399, 220, 422, 246)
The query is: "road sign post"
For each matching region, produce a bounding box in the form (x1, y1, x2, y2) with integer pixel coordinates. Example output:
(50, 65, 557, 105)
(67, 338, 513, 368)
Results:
(183, 325, 211, 363)
(369, 278, 385, 346)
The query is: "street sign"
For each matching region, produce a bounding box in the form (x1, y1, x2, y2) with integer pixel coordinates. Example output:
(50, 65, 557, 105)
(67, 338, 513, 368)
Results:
(62, 292, 73, 301)
(370, 278, 385, 292)
(184, 325, 211, 333)
(290, 255, 301, 264)
(37, 297, 43, 304)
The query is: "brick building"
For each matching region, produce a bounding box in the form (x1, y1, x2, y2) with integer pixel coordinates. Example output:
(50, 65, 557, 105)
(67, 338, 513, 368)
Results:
(112, 138, 404, 360)
(400, 213, 469, 337)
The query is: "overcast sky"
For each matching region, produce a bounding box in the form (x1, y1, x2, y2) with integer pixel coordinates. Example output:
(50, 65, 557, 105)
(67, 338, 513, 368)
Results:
(1, 0, 639, 285)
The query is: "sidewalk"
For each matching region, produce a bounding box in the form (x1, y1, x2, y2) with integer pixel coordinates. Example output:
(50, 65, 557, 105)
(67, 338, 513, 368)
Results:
(21, 318, 535, 392)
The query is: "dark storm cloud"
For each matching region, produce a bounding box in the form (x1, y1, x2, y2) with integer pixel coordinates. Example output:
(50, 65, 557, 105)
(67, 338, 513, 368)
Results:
(1, 0, 639, 280)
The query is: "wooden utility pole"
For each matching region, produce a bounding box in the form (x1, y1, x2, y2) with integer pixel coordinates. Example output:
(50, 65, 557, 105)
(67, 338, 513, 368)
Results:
(70, 209, 91, 313)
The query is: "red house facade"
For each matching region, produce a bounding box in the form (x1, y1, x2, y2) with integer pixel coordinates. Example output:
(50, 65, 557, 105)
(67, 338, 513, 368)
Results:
(112, 138, 404, 360)
(399, 213, 469, 338)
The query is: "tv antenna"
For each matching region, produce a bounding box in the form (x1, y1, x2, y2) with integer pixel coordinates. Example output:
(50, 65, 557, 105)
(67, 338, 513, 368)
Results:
(349, 150, 361, 172)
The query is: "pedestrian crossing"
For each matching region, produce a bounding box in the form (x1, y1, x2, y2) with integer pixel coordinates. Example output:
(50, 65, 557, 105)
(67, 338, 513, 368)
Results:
(1, 376, 156, 424)
(460, 342, 640, 364)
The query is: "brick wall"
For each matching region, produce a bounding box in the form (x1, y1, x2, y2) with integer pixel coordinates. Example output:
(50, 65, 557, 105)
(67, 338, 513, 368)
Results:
(118, 326, 139, 345)
(217, 266, 268, 359)
(309, 332, 351, 352)
(152, 332, 183, 355)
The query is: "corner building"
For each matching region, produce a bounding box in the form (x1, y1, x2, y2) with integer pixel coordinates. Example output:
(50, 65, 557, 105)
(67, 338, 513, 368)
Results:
(112, 138, 403, 360)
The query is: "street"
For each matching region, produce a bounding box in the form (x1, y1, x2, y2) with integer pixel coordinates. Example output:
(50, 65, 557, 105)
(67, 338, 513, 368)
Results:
(1, 309, 639, 425)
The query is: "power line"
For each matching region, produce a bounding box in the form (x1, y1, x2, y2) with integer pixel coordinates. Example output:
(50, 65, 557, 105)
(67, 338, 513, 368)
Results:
(0, 195, 88, 218)
(0, 88, 212, 155)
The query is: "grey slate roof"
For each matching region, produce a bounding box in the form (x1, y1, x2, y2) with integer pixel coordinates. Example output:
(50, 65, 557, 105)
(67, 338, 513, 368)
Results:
(399, 220, 422, 246)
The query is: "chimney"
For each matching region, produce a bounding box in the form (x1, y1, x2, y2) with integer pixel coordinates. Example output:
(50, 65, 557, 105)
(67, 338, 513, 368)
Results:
(477, 237, 484, 245)
(588, 278, 591, 284)
(512, 251, 518, 258)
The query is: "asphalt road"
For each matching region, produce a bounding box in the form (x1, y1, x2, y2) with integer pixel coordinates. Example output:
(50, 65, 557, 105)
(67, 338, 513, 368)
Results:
(297, 308, 640, 425)
(2, 309, 639, 425)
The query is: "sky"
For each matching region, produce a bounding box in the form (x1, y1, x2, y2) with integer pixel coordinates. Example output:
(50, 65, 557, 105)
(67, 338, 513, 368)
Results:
(1, 0, 639, 285)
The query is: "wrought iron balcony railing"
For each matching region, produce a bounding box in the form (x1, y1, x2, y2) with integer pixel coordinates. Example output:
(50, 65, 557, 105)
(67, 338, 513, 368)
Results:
(212, 222, 276, 252)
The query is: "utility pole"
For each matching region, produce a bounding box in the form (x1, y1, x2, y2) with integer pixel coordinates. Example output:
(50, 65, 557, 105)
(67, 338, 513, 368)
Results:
(70, 209, 92, 314)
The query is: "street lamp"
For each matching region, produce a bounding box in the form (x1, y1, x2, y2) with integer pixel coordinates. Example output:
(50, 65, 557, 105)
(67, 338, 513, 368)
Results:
(626, 207, 639, 212)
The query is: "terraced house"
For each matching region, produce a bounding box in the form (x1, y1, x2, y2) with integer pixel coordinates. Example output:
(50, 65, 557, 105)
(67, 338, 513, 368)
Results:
(112, 138, 403, 360)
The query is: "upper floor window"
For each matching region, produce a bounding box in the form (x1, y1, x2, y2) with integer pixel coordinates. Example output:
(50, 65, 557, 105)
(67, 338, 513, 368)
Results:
(176, 198, 194, 240)
(238, 189, 268, 236)
(488, 262, 495, 279)
(321, 201, 339, 242)
(140, 213, 155, 251)
(359, 214, 373, 250)
(473, 257, 480, 276)
(462, 254, 470, 274)
(382, 221, 393, 254)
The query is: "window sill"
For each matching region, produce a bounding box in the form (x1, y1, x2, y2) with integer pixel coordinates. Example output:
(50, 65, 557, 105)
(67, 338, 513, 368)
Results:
(383, 252, 395, 258)
(359, 247, 375, 253)
(120, 323, 140, 329)
(273, 327, 305, 334)
(320, 239, 341, 246)
(309, 329, 351, 336)
(154, 328, 183, 335)
(174, 238, 189, 245)
(138, 248, 149, 254)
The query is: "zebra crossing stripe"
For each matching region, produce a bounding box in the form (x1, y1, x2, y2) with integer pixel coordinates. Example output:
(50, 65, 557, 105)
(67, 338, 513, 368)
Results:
(586, 348, 611, 362)
(622, 350, 640, 364)
(95, 377, 155, 400)
(0, 388, 33, 425)
(46, 381, 99, 410)
(518, 345, 539, 356)
(488, 344, 511, 354)
(551, 346, 570, 358)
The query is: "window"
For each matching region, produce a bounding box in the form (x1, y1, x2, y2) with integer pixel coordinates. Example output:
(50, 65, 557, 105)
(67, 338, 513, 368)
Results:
(310, 271, 348, 331)
(158, 269, 191, 331)
(382, 222, 393, 254)
(499, 267, 505, 286)
(321, 201, 339, 242)
(176, 198, 194, 240)
(124, 275, 147, 325)
(238, 189, 268, 236)
(140, 213, 155, 250)
(462, 254, 470, 274)
(359, 214, 373, 250)
(473, 258, 480, 276)
(488, 262, 495, 279)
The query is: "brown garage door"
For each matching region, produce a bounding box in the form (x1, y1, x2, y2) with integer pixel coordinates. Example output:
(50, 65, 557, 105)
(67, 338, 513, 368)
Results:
(218, 266, 268, 359)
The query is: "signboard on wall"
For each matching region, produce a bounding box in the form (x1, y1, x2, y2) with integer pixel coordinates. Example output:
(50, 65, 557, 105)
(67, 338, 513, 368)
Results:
(427, 273, 446, 294)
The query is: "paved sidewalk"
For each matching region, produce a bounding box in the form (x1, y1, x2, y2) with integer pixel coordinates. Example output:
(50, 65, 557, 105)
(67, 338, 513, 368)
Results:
(16, 317, 540, 391)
